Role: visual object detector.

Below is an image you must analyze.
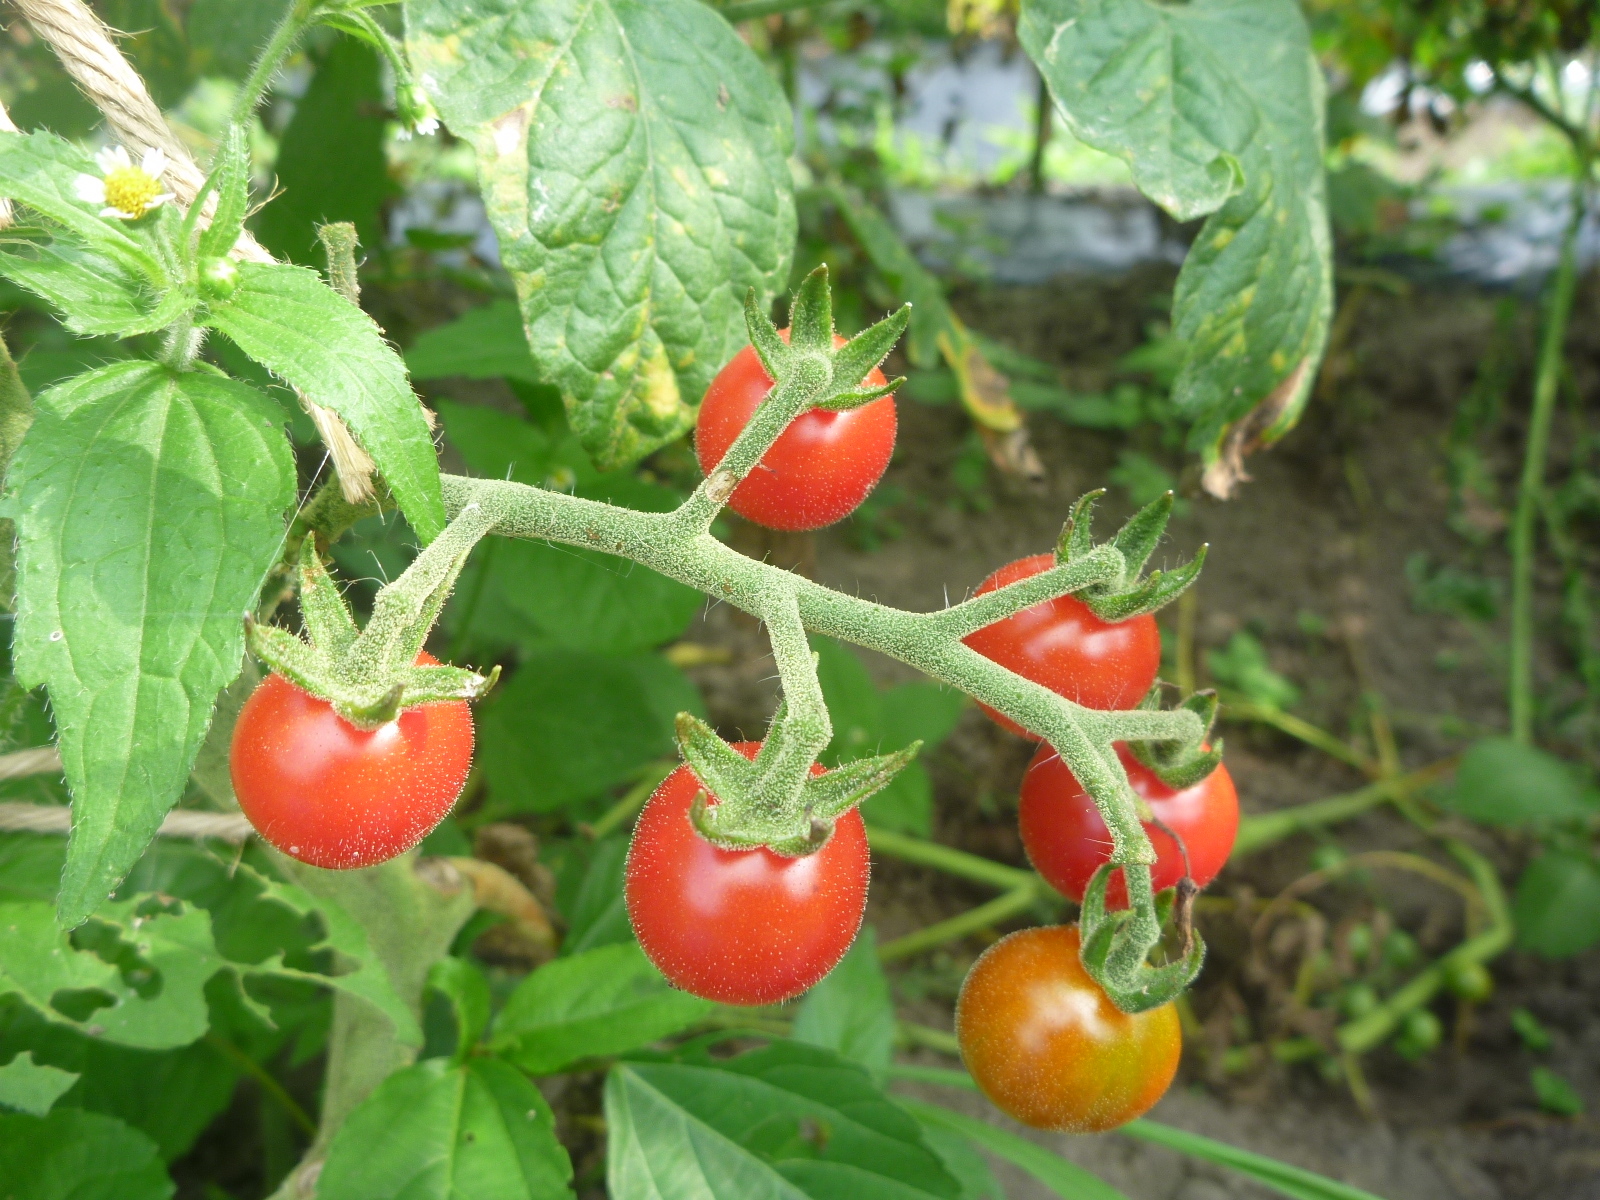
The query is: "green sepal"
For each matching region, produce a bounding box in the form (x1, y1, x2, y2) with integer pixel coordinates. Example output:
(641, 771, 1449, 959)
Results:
(743, 287, 789, 379)
(246, 502, 501, 728)
(787, 264, 834, 354)
(1057, 489, 1105, 564)
(738, 269, 911, 411)
(1078, 866, 1206, 1013)
(826, 302, 911, 393)
(1110, 490, 1173, 578)
(1127, 689, 1222, 789)
(1054, 489, 1204, 621)
(676, 711, 920, 857)
(814, 375, 905, 413)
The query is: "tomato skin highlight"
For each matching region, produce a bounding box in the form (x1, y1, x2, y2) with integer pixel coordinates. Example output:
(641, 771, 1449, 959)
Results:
(230, 654, 474, 870)
(1019, 743, 1238, 909)
(624, 742, 869, 1005)
(962, 554, 1161, 738)
(957, 924, 1180, 1132)
(694, 332, 896, 532)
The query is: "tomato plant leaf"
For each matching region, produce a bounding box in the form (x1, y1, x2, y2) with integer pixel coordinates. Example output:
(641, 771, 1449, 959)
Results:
(0, 897, 225, 1049)
(406, 0, 796, 469)
(899, 1099, 1128, 1200)
(407, 301, 542, 385)
(0, 1051, 78, 1116)
(1019, 0, 1332, 488)
(0, 1107, 173, 1200)
(477, 649, 702, 815)
(1512, 851, 1600, 958)
(1120, 1118, 1388, 1200)
(548, 835, 634, 956)
(201, 261, 445, 541)
(310, 1057, 575, 1200)
(0, 242, 168, 338)
(492, 942, 711, 1074)
(237, 866, 424, 1047)
(1443, 737, 1596, 827)
(6, 363, 295, 924)
(792, 929, 895, 1078)
(606, 1039, 962, 1200)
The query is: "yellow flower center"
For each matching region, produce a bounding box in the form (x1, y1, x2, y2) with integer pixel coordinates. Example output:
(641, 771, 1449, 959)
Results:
(101, 166, 161, 217)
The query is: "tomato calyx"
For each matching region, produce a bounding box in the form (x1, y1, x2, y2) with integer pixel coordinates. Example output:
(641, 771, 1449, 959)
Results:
(1055, 489, 1207, 622)
(246, 501, 502, 729)
(1079, 859, 1207, 1013)
(682, 266, 907, 530)
(1126, 687, 1225, 789)
(675, 711, 919, 857)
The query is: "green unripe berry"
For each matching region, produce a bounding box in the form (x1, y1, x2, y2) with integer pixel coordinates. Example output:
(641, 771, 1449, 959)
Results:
(1340, 982, 1380, 1020)
(1444, 959, 1493, 1004)
(1393, 1008, 1443, 1060)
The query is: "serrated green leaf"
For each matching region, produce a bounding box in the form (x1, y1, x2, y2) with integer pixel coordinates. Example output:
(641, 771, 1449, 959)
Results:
(1019, 0, 1332, 472)
(606, 1039, 961, 1200)
(7, 363, 295, 924)
(792, 929, 894, 1077)
(0, 1107, 173, 1200)
(492, 942, 712, 1073)
(406, 300, 541, 384)
(0, 1052, 77, 1116)
(406, 0, 796, 469)
(238, 866, 424, 1047)
(0, 242, 163, 337)
(202, 260, 445, 540)
(0, 897, 225, 1048)
(309, 1057, 576, 1200)
(478, 649, 702, 815)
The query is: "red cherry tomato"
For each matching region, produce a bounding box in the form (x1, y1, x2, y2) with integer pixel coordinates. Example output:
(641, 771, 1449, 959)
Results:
(230, 653, 473, 869)
(962, 554, 1160, 738)
(695, 330, 896, 531)
(957, 924, 1180, 1132)
(1020, 743, 1238, 909)
(625, 742, 868, 1005)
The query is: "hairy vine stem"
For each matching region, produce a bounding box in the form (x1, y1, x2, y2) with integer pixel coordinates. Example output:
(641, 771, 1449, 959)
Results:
(438, 472, 1199, 862)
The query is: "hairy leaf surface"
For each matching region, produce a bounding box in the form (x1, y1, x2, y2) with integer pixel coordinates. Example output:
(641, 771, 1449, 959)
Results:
(202, 262, 445, 540)
(6, 363, 294, 923)
(406, 0, 796, 468)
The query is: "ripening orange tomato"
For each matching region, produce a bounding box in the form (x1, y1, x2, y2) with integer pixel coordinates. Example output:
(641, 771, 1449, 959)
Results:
(956, 924, 1180, 1132)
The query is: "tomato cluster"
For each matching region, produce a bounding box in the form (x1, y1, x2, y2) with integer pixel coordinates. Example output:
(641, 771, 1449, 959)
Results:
(231, 325, 1232, 1138)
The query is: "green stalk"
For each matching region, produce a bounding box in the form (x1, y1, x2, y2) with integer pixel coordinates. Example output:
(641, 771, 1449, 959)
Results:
(1335, 841, 1510, 1054)
(1230, 758, 1455, 858)
(877, 884, 1042, 962)
(230, 0, 318, 127)
(866, 826, 1036, 892)
(1509, 83, 1594, 742)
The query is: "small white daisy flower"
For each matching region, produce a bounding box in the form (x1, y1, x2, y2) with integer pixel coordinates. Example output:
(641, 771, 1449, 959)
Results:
(73, 146, 174, 220)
